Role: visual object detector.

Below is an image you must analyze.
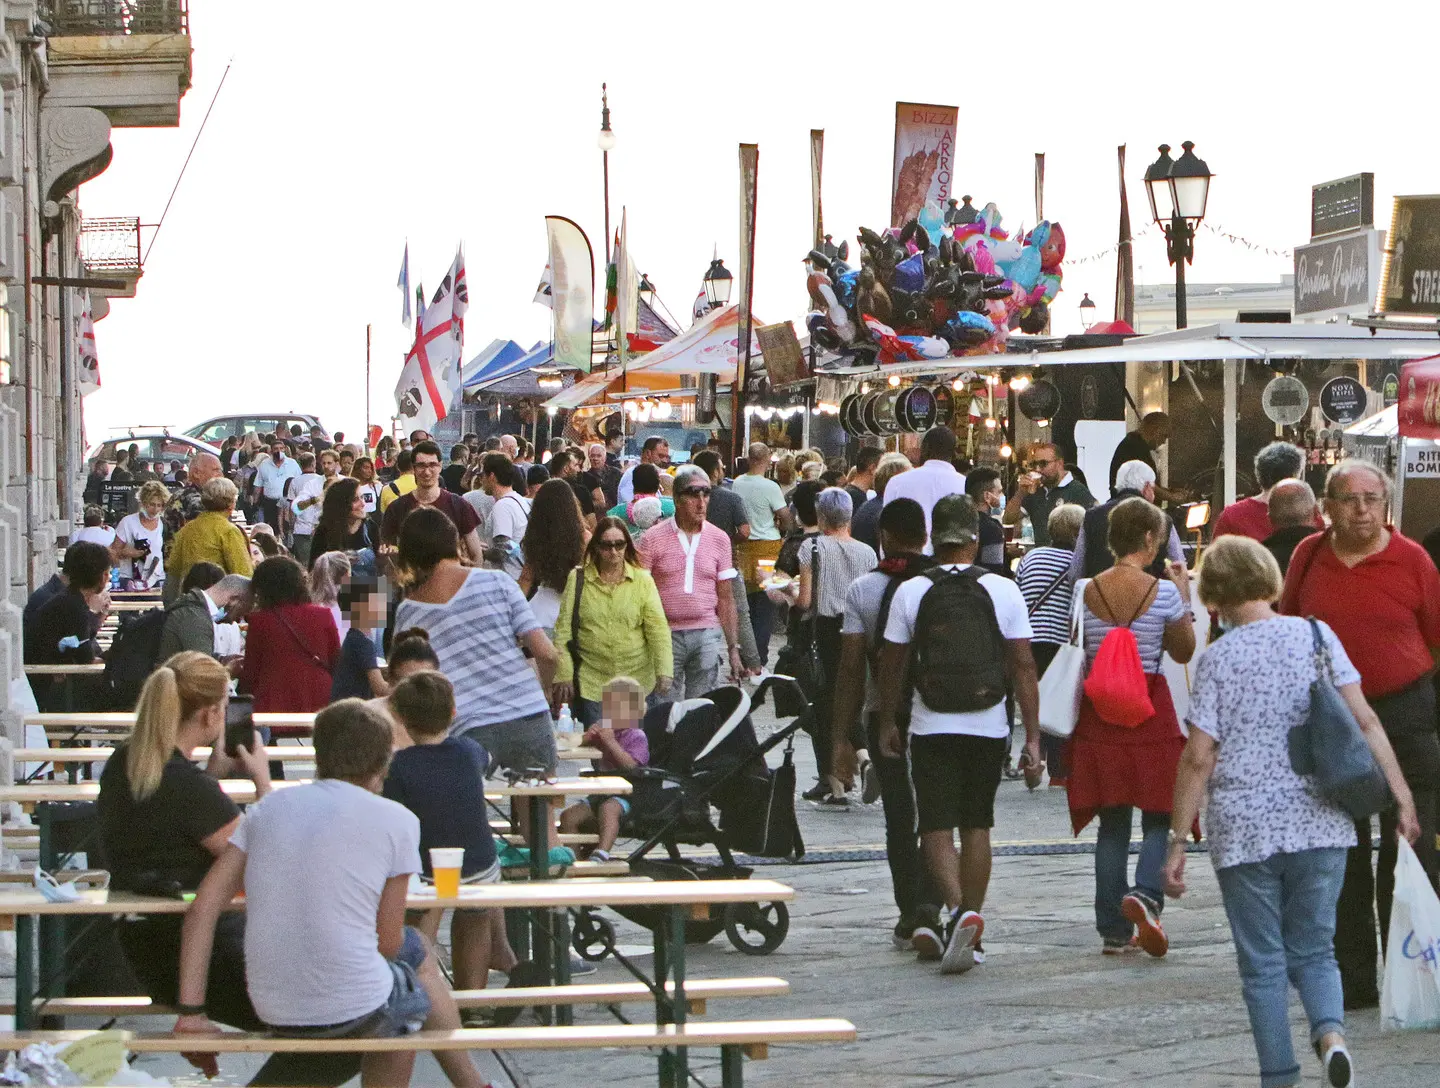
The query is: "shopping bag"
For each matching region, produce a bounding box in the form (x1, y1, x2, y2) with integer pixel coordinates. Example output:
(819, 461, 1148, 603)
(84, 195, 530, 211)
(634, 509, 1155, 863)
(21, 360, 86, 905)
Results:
(1038, 581, 1087, 738)
(1380, 837, 1440, 1031)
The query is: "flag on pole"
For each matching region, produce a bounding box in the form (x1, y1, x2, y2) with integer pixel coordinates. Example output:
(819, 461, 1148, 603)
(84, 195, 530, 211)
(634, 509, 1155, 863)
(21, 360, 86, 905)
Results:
(398, 243, 412, 328)
(534, 263, 554, 308)
(616, 209, 638, 346)
(603, 230, 619, 330)
(77, 291, 100, 395)
(415, 283, 427, 327)
(394, 248, 466, 433)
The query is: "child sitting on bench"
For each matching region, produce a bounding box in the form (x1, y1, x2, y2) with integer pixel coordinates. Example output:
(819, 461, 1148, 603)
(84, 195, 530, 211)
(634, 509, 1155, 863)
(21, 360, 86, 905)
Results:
(176, 697, 487, 1087)
(559, 675, 650, 862)
(383, 670, 528, 1017)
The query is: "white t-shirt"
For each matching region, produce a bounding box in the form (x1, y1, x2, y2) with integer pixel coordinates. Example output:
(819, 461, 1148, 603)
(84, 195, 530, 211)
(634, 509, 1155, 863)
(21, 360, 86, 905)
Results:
(881, 459, 967, 554)
(731, 474, 787, 541)
(289, 473, 326, 534)
(356, 481, 379, 514)
(489, 492, 531, 542)
(72, 526, 116, 547)
(231, 779, 421, 1027)
(883, 562, 1032, 738)
(114, 512, 165, 584)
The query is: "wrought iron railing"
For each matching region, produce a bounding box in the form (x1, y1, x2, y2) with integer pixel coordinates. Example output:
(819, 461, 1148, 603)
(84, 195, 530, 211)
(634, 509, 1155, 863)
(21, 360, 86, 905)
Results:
(79, 216, 142, 273)
(41, 1, 188, 36)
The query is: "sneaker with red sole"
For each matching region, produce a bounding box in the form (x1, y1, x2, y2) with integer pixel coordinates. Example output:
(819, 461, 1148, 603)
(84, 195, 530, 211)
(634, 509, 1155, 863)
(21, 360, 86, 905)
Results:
(940, 909, 985, 975)
(1102, 935, 1139, 955)
(1121, 893, 1168, 958)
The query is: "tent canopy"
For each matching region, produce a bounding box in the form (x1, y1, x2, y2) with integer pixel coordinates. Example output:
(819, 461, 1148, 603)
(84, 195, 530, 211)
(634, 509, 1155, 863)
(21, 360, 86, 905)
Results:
(461, 339, 529, 389)
(621, 304, 763, 377)
(1021, 322, 1440, 365)
(466, 341, 553, 391)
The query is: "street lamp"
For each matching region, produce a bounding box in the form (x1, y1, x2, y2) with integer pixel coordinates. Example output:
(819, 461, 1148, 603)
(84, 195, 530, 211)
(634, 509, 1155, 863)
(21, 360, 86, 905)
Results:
(1079, 292, 1097, 330)
(598, 83, 616, 255)
(703, 257, 733, 309)
(1143, 141, 1213, 329)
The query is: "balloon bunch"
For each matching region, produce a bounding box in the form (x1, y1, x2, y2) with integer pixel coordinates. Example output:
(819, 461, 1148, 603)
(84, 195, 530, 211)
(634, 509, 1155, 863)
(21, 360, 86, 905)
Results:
(805, 200, 1065, 366)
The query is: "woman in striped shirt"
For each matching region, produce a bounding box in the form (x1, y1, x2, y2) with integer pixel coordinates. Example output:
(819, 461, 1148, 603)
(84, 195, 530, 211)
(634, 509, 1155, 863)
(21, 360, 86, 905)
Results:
(1016, 504, 1087, 785)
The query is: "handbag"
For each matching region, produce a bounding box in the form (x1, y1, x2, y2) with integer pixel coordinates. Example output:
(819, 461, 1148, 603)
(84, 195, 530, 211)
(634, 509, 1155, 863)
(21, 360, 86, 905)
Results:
(774, 544, 825, 701)
(1287, 617, 1390, 820)
(1037, 581, 1087, 738)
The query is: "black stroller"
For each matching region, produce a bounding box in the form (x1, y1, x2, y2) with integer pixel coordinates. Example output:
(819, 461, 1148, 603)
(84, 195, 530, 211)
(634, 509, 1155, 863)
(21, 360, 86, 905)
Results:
(571, 675, 810, 959)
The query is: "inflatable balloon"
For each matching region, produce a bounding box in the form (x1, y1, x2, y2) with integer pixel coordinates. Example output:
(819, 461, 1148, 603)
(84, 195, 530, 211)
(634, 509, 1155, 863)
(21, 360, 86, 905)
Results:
(917, 200, 946, 247)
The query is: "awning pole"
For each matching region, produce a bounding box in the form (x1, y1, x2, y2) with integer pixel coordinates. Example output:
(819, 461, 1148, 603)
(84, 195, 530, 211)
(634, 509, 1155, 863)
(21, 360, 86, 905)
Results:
(1223, 360, 1238, 506)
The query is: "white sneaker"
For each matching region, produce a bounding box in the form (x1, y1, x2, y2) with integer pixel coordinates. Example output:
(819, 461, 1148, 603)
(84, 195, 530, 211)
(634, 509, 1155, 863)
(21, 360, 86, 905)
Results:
(940, 909, 984, 975)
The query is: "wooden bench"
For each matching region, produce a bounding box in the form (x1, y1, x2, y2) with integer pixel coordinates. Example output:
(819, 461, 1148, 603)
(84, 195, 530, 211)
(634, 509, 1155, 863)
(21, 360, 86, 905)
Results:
(0, 977, 791, 1020)
(0, 1018, 856, 1087)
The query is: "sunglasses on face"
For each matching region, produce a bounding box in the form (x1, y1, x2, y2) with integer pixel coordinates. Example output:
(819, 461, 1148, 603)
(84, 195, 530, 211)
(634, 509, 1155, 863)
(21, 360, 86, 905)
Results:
(413, 461, 441, 470)
(1026, 458, 1054, 469)
(597, 539, 628, 551)
(678, 486, 711, 499)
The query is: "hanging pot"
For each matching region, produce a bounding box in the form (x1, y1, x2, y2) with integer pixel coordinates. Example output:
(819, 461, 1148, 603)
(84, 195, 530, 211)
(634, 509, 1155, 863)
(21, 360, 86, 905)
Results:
(930, 384, 955, 428)
(896, 385, 939, 433)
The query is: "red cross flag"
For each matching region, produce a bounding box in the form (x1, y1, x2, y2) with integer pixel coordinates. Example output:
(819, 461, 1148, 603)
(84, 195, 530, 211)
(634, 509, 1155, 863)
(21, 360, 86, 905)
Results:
(394, 248, 467, 432)
(77, 292, 100, 395)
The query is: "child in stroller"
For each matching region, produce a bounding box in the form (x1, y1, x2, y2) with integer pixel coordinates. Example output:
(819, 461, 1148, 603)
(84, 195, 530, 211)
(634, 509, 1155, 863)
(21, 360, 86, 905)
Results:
(558, 676, 649, 862)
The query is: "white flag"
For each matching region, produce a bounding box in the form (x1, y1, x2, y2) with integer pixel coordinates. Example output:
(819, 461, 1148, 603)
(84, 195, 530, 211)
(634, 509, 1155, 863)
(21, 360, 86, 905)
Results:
(77, 291, 100, 396)
(398, 243, 412, 328)
(394, 248, 466, 433)
(533, 263, 553, 308)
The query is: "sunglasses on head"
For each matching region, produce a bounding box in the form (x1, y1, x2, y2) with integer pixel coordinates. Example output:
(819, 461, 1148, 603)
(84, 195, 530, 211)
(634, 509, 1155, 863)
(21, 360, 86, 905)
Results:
(678, 486, 711, 499)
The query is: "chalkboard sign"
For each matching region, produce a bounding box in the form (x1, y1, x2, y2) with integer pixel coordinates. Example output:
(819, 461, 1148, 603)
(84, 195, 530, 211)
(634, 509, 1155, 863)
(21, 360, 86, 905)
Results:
(1311, 174, 1373, 239)
(1320, 376, 1367, 426)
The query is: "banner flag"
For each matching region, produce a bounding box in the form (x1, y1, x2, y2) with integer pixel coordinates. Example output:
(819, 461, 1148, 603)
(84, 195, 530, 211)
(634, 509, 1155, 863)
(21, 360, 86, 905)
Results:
(398, 243, 412, 328)
(77, 290, 100, 395)
(533, 263, 553, 308)
(810, 129, 824, 249)
(890, 102, 957, 228)
(1399, 354, 1440, 439)
(394, 248, 467, 432)
(545, 215, 595, 372)
(616, 208, 639, 350)
(1115, 145, 1135, 326)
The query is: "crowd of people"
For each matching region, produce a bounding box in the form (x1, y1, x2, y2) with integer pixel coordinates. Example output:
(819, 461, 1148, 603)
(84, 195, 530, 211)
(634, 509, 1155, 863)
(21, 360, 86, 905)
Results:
(24, 416, 1440, 1088)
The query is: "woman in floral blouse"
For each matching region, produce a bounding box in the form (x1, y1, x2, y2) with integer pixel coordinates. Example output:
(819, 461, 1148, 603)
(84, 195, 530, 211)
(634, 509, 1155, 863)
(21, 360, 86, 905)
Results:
(1164, 536, 1417, 1088)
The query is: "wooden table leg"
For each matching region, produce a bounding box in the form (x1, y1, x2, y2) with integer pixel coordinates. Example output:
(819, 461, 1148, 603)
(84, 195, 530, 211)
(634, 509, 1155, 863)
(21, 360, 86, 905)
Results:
(14, 915, 35, 1030)
(721, 1044, 744, 1088)
(654, 904, 689, 1088)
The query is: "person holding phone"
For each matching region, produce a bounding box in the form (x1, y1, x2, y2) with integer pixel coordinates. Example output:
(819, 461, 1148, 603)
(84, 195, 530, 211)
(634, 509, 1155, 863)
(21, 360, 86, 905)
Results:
(96, 652, 272, 1037)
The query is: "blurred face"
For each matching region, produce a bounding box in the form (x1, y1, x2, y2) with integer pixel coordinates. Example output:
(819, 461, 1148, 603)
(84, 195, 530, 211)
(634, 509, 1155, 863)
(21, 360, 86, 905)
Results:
(500, 435, 518, 458)
(412, 450, 442, 488)
(588, 444, 606, 470)
(350, 492, 366, 521)
(982, 479, 1004, 510)
(1326, 470, 1387, 545)
(354, 459, 375, 482)
(653, 442, 671, 465)
(350, 589, 388, 631)
(141, 498, 165, 519)
(270, 442, 286, 462)
(601, 686, 643, 729)
(1027, 447, 1064, 486)
(320, 453, 339, 477)
(595, 527, 628, 569)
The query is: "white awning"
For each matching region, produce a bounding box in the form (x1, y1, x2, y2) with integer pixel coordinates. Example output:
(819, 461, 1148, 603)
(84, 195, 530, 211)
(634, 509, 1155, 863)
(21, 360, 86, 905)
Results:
(541, 369, 617, 410)
(1019, 323, 1440, 365)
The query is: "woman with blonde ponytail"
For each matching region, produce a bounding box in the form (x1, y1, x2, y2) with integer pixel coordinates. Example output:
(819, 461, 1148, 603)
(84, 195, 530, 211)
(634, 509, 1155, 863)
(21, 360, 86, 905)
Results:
(97, 651, 273, 1033)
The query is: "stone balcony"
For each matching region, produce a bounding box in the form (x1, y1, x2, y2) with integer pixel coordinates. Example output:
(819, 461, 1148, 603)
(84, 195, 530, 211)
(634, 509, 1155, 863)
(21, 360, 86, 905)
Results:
(40, 2, 192, 127)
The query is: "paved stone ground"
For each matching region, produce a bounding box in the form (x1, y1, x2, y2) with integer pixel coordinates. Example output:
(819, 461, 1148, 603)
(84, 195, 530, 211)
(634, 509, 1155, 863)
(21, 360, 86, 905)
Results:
(8, 694, 1439, 1086)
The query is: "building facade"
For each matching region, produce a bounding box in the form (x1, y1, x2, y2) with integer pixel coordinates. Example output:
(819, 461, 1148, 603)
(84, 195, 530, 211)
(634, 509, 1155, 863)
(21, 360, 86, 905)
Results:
(0, 1, 191, 743)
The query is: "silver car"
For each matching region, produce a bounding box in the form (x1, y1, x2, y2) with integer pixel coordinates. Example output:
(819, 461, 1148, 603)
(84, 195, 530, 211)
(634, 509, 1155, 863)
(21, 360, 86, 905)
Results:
(185, 412, 331, 444)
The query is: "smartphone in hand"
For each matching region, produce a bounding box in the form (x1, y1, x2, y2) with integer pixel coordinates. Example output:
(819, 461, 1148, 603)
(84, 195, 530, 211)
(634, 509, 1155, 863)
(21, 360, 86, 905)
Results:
(224, 695, 255, 758)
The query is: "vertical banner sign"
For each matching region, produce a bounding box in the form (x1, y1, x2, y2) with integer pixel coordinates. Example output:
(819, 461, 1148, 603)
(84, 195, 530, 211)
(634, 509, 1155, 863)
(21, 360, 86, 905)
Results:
(616, 207, 638, 388)
(810, 129, 825, 250)
(1399, 354, 1440, 439)
(544, 215, 595, 372)
(1115, 144, 1134, 326)
(735, 143, 760, 460)
(1034, 153, 1045, 222)
(890, 102, 957, 228)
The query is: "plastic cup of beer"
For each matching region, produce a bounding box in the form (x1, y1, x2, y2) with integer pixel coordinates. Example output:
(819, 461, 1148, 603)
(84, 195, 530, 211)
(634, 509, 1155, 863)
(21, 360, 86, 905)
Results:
(429, 848, 464, 899)
(756, 558, 776, 580)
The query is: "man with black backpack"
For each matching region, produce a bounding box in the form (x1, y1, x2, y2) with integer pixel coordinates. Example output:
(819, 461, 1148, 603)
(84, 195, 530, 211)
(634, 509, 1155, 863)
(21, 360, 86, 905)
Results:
(875, 495, 1041, 976)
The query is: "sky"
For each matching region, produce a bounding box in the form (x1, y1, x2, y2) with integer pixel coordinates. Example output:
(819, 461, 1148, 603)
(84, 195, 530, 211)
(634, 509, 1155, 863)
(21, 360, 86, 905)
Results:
(78, 0, 1440, 444)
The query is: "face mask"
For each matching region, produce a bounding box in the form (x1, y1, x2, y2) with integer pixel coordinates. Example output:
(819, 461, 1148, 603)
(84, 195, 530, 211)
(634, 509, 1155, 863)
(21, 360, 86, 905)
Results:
(1217, 615, 1234, 633)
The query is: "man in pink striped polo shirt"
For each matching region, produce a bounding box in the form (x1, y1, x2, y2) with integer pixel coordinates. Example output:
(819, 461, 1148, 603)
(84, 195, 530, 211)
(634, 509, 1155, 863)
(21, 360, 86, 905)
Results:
(637, 464, 744, 698)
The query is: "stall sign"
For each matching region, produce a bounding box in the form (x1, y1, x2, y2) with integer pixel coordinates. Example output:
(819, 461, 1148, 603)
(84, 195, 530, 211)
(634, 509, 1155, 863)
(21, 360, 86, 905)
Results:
(1293, 230, 1381, 316)
(754, 322, 805, 387)
(890, 102, 958, 228)
(1311, 174, 1373, 239)
(1399, 354, 1440, 439)
(1383, 372, 1400, 407)
(1319, 376, 1367, 425)
(1379, 195, 1440, 315)
(1262, 375, 1309, 425)
(1404, 445, 1440, 478)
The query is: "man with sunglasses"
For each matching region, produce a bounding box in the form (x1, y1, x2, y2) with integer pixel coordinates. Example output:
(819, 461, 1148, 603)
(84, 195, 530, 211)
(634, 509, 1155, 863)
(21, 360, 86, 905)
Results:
(637, 464, 745, 698)
(380, 440, 484, 565)
(1002, 441, 1094, 546)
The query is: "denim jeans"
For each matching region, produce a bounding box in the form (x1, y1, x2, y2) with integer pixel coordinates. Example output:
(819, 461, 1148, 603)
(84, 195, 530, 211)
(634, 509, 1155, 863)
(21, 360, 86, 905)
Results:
(747, 591, 776, 666)
(1217, 848, 1348, 1088)
(1094, 806, 1168, 940)
(669, 627, 726, 700)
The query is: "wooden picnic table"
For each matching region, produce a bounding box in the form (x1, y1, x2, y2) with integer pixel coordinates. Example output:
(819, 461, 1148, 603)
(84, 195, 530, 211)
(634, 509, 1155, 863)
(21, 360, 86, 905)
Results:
(0, 877, 794, 1063)
(22, 665, 106, 676)
(106, 601, 155, 612)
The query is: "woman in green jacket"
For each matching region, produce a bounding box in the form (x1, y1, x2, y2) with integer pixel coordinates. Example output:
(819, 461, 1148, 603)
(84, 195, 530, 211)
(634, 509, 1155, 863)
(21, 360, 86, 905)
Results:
(552, 516, 673, 726)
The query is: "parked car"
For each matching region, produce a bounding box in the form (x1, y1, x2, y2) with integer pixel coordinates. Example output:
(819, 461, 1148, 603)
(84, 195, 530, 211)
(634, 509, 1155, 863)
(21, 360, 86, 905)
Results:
(87, 431, 221, 467)
(184, 412, 331, 444)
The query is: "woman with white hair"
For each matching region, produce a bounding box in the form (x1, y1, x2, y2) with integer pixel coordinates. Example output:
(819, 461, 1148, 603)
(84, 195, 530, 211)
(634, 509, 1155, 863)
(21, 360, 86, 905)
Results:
(1071, 459, 1187, 581)
(113, 480, 170, 588)
(788, 487, 878, 806)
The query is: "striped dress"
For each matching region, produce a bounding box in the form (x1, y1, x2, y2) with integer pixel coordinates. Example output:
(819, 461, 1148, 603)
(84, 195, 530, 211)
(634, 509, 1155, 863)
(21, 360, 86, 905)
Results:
(1016, 546, 1076, 646)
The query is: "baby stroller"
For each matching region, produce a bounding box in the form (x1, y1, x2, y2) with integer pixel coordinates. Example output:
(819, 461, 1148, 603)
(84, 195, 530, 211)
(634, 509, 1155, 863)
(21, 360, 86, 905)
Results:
(571, 675, 810, 959)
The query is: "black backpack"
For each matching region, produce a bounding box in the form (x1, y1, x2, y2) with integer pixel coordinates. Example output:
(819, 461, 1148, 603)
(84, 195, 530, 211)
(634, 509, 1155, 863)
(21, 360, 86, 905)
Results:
(910, 566, 1007, 713)
(101, 607, 168, 710)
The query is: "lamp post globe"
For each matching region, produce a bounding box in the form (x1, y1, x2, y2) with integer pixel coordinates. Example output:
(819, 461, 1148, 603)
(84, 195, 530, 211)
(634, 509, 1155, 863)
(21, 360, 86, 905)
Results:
(703, 258, 733, 309)
(1167, 140, 1213, 223)
(1079, 291, 1097, 330)
(1144, 140, 1213, 330)
(1143, 144, 1176, 226)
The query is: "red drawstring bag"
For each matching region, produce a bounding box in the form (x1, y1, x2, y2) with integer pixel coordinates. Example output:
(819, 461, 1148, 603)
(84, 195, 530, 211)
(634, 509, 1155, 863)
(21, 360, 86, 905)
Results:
(1084, 625, 1155, 728)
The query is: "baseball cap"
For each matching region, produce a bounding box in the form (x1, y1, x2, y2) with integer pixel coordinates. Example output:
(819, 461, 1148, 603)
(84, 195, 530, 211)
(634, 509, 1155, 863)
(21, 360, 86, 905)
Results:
(930, 494, 978, 547)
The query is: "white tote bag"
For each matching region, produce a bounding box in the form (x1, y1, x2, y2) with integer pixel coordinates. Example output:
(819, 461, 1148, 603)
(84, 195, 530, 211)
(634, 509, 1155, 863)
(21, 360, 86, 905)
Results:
(1037, 580, 1088, 739)
(1381, 837, 1440, 1030)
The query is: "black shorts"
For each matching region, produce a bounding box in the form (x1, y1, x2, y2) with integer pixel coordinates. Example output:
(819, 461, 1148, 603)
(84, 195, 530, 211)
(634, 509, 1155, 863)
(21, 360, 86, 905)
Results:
(908, 733, 1007, 833)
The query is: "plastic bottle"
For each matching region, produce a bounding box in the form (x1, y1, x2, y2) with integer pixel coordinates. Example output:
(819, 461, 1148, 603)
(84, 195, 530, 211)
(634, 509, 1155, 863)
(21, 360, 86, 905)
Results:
(1020, 513, 1035, 545)
(555, 704, 575, 736)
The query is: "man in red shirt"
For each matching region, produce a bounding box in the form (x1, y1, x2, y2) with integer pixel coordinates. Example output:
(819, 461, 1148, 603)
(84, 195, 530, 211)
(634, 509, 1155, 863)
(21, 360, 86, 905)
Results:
(1280, 459, 1440, 1010)
(380, 441, 484, 565)
(1214, 441, 1321, 541)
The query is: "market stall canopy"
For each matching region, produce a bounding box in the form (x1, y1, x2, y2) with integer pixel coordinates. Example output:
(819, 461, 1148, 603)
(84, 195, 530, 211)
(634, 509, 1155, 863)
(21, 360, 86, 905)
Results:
(463, 339, 544, 389)
(466, 341, 551, 391)
(1345, 404, 1397, 440)
(1019, 323, 1440, 365)
(543, 368, 619, 411)
(622, 303, 764, 377)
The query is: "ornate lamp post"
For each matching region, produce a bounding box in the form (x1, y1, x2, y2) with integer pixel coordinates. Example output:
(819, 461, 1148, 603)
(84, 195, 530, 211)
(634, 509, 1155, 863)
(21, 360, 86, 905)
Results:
(1143, 141, 1213, 329)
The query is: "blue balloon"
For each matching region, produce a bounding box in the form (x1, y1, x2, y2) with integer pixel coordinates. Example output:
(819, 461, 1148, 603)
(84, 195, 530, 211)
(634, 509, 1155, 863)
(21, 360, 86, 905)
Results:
(892, 253, 926, 293)
(835, 269, 860, 308)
